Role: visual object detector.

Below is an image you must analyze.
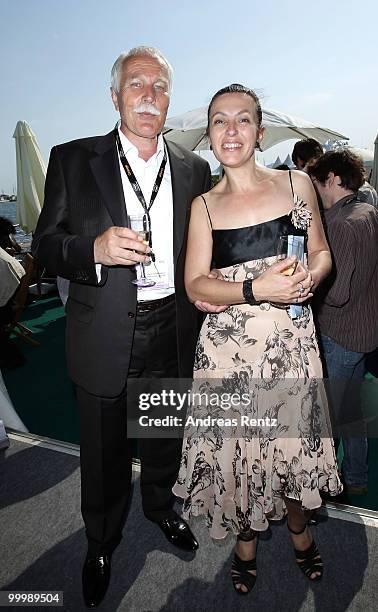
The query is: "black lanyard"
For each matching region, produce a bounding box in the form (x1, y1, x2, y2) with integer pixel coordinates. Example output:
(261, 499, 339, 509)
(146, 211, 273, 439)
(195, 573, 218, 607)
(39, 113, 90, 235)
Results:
(114, 127, 167, 260)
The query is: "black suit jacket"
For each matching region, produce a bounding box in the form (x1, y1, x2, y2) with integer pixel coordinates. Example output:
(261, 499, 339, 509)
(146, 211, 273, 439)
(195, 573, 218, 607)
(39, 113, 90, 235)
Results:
(32, 130, 211, 397)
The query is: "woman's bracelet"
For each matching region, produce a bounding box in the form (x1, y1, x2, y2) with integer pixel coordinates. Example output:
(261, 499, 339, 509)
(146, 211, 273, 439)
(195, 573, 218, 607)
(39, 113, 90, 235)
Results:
(242, 279, 260, 305)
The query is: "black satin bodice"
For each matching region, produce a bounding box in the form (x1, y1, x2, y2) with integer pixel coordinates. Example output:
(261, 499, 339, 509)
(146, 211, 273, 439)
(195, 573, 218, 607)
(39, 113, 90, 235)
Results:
(212, 214, 307, 269)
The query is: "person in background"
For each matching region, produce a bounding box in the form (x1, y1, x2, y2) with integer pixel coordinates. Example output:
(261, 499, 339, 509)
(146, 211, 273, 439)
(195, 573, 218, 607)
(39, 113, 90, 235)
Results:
(32, 46, 211, 608)
(292, 138, 323, 173)
(0, 246, 26, 369)
(308, 150, 378, 495)
(0, 217, 22, 255)
(357, 176, 378, 207)
(292, 141, 378, 207)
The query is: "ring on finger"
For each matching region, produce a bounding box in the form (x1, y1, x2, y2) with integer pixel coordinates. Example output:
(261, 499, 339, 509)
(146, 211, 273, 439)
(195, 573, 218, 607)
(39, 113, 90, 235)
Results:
(298, 282, 305, 294)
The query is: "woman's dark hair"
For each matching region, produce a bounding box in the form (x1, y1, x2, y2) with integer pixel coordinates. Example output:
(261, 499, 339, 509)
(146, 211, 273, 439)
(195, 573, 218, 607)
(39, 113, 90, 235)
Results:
(291, 138, 323, 166)
(308, 150, 365, 192)
(206, 84, 263, 136)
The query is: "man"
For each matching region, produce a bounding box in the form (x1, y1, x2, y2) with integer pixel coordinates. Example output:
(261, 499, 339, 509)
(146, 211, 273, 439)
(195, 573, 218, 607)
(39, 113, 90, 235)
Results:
(292, 138, 378, 207)
(32, 46, 211, 608)
(292, 138, 323, 172)
(357, 178, 378, 207)
(0, 217, 22, 254)
(308, 150, 378, 496)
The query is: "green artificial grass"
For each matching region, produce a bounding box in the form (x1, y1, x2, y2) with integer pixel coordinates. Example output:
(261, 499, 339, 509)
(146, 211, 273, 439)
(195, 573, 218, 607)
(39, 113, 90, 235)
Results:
(3, 295, 79, 443)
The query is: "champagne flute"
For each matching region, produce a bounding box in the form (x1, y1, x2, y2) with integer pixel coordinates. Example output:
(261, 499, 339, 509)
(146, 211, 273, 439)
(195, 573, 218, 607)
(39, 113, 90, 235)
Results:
(277, 236, 302, 275)
(128, 214, 155, 288)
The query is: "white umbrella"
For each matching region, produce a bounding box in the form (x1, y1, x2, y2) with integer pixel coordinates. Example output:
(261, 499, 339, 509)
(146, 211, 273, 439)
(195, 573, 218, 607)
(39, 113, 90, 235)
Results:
(164, 106, 349, 152)
(368, 135, 378, 189)
(13, 121, 46, 234)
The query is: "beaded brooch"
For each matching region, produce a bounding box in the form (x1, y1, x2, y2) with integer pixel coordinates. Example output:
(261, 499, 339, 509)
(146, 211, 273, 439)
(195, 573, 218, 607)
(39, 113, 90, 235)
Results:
(290, 194, 312, 230)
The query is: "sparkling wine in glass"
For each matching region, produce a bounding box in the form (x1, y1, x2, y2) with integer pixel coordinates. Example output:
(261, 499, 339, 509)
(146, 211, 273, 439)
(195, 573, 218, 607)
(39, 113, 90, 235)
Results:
(128, 214, 155, 288)
(277, 236, 301, 276)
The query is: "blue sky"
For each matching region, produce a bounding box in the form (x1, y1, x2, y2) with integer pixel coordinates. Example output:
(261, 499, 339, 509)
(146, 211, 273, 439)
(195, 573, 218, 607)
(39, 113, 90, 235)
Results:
(1, 0, 377, 192)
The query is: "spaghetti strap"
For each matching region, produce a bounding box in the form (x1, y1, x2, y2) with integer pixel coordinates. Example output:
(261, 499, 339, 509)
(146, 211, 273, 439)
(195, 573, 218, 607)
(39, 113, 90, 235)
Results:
(288, 170, 294, 199)
(200, 195, 213, 229)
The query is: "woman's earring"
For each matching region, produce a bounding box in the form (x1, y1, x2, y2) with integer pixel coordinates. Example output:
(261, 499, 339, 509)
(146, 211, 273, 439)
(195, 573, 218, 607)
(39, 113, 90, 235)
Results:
(255, 140, 262, 151)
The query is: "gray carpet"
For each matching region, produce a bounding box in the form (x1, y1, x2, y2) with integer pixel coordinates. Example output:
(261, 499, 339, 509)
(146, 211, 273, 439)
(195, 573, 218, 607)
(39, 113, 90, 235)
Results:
(0, 439, 377, 612)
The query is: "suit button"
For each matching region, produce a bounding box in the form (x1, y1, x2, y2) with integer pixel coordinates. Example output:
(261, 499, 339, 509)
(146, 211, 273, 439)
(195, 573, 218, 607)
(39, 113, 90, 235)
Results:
(128, 312, 135, 318)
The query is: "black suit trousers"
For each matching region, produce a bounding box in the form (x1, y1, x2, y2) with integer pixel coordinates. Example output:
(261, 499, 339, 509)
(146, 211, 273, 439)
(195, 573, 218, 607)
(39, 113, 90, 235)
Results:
(78, 299, 182, 556)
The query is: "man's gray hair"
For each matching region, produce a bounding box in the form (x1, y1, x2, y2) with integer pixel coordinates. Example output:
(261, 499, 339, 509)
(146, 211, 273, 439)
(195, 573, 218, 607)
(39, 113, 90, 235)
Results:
(111, 46, 173, 93)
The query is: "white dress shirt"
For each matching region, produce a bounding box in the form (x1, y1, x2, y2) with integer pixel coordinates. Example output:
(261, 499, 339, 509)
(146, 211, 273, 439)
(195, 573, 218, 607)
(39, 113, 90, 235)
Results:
(96, 128, 175, 301)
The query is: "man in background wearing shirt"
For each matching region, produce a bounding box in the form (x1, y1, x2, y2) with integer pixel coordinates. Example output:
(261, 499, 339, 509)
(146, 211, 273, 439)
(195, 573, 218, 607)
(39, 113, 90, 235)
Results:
(309, 150, 378, 498)
(32, 46, 211, 608)
(292, 138, 378, 207)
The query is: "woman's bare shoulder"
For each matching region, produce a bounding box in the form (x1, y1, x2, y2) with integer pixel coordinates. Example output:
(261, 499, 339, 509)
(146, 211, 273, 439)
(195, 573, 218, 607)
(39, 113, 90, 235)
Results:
(286, 169, 320, 219)
(191, 191, 215, 214)
(288, 169, 312, 188)
(196, 182, 225, 206)
(269, 168, 312, 196)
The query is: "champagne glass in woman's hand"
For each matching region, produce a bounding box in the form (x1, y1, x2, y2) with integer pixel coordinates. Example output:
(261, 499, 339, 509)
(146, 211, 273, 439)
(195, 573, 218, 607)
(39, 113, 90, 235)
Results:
(277, 235, 301, 275)
(128, 214, 155, 288)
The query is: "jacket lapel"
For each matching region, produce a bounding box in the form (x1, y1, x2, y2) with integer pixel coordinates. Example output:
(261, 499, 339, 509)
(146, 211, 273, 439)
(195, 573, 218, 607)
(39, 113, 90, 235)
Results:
(89, 134, 192, 252)
(166, 140, 192, 261)
(89, 131, 128, 227)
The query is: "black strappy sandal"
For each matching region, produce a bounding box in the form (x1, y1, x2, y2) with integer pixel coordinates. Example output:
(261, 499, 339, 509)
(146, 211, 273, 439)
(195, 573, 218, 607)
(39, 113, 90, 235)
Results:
(288, 523, 323, 581)
(231, 553, 257, 595)
(231, 531, 257, 595)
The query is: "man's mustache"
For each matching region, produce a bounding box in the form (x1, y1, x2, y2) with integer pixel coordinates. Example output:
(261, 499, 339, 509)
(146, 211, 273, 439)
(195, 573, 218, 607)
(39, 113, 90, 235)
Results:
(134, 103, 161, 116)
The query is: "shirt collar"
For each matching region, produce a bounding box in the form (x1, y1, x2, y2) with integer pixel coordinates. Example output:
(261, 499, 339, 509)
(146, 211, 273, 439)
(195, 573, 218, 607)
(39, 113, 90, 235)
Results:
(117, 125, 165, 162)
(324, 193, 357, 219)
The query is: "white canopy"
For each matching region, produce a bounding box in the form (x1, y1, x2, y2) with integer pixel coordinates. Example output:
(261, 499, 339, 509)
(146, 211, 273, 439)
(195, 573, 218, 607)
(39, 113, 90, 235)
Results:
(13, 121, 46, 234)
(164, 106, 348, 152)
(345, 146, 374, 169)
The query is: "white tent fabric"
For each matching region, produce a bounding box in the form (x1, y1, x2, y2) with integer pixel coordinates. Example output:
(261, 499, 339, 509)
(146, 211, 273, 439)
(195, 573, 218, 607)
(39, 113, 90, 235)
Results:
(267, 156, 282, 168)
(0, 370, 28, 432)
(13, 121, 46, 234)
(164, 106, 348, 152)
(343, 146, 374, 170)
(212, 164, 223, 176)
(371, 134, 378, 190)
(0, 247, 25, 307)
(283, 154, 293, 167)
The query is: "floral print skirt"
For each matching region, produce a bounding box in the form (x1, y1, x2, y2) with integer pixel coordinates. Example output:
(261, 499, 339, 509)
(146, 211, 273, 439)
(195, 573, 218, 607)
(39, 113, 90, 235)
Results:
(173, 259, 343, 539)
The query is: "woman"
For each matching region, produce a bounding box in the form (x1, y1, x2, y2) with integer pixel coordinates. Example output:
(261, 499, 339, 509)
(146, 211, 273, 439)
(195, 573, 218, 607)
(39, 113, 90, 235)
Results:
(172, 84, 342, 594)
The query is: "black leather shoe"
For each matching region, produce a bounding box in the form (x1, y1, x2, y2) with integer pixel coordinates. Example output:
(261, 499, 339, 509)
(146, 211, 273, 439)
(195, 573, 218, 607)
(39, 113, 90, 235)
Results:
(82, 554, 111, 608)
(157, 516, 199, 551)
